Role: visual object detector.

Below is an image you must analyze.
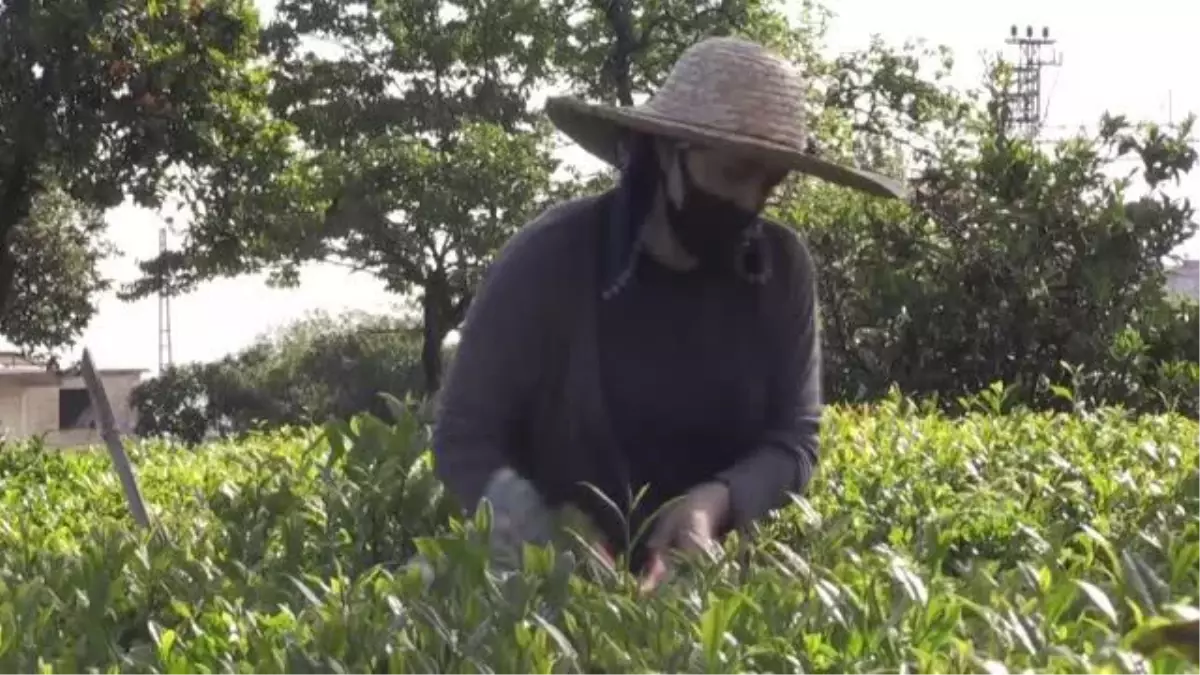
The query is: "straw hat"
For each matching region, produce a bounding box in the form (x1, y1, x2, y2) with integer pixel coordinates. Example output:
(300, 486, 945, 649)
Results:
(545, 36, 907, 200)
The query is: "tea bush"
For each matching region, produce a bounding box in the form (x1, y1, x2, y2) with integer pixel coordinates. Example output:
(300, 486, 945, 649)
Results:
(0, 393, 1195, 673)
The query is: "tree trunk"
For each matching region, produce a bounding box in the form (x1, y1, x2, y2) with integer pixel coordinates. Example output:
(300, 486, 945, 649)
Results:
(1, 40, 52, 320)
(420, 274, 474, 396)
(421, 292, 447, 396)
(0, 162, 36, 316)
(601, 0, 638, 106)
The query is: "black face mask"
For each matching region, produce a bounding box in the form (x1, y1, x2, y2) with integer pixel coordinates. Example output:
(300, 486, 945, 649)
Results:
(661, 152, 761, 273)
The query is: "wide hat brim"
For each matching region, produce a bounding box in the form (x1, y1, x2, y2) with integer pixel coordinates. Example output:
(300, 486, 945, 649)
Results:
(546, 96, 909, 201)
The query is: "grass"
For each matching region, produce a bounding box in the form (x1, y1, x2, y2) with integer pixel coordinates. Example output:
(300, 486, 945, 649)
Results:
(0, 390, 1195, 673)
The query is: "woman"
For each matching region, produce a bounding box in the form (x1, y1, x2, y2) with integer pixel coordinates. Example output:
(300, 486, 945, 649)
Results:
(432, 36, 906, 585)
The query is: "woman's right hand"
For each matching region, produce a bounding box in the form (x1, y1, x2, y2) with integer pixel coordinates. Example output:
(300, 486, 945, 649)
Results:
(479, 468, 555, 569)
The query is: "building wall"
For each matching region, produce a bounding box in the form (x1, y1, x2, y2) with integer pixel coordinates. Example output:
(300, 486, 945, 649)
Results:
(0, 385, 22, 439)
(20, 384, 58, 438)
(1166, 260, 1199, 302)
(0, 372, 143, 449)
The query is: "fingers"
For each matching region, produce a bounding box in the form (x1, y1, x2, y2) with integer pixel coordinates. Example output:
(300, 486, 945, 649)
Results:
(638, 551, 670, 595)
(638, 505, 724, 593)
(586, 539, 616, 573)
(638, 534, 718, 595)
(638, 506, 678, 594)
(645, 503, 681, 554)
(652, 506, 716, 556)
(678, 511, 721, 560)
(599, 542, 615, 567)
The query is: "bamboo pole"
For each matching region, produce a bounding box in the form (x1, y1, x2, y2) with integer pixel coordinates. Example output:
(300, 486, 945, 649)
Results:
(80, 349, 151, 528)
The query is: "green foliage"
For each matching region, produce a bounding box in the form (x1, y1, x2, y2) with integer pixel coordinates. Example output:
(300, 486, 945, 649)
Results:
(547, 0, 806, 106)
(123, 0, 819, 393)
(130, 312, 430, 444)
(0, 397, 1194, 672)
(1060, 298, 1200, 417)
(779, 58, 1199, 415)
(0, 0, 291, 348)
(1, 180, 114, 354)
(128, 361, 213, 446)
(124, 0, 573, 392)
(104, 0, 1195, 414)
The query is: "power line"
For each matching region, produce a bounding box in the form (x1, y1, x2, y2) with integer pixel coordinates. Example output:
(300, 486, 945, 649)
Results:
(990, 30, 1197, 178)
(1001, 24, 1063, 141)
(994, 27, 1194, 147)
(1035, 111, 1199, 149)
(157, 228, 174, 373)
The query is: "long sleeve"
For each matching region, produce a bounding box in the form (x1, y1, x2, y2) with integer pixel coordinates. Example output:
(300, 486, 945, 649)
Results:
(432, 203, 579, 512)
(717, 233, 822, 531)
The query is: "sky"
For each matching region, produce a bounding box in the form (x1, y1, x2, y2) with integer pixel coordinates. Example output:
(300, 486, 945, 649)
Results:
(38, 0, 1200, 373)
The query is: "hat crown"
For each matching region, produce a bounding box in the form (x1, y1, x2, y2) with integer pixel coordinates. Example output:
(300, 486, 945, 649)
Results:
(643, 36, 810, 152)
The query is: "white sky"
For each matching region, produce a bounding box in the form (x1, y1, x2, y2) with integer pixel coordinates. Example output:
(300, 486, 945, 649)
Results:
(44, 0, 1200, 372)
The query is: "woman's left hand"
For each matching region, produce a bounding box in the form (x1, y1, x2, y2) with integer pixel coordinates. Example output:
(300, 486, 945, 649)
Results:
(639, 481, 731, 593)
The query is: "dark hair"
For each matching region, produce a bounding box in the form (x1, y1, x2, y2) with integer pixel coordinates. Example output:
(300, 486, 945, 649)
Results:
(601, 133, 661, 297)
(619, 133, 661, 227)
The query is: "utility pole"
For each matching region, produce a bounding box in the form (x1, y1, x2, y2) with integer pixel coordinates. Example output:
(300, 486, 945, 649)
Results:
(1003, 25, 1063, 140)
(157, 228, 174, 372)
(1164, 89, 1200, 141)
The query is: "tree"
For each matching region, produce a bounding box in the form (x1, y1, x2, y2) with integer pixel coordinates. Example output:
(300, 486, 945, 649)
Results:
(316, 122, 563, 393)
(130, 311, 432, 443)
(124, 0, 888, 394)
(779, 56, 1199, 412)
(547, 0, 811, 107)
(0, 0, 292, 343)
(124, 0, 573, 392)
(553, 0, 1200, 414)
(129, 362, 212, 446)
(547, 0, 969, 168)
(1, 180, 113, 355)
(117, 0, 1198, 422)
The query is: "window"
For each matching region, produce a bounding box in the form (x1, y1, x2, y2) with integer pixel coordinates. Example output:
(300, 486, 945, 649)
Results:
(58, 389, 94, 430)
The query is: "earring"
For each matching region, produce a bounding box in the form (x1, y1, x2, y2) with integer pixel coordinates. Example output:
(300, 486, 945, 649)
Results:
(734, 221, 772, 285)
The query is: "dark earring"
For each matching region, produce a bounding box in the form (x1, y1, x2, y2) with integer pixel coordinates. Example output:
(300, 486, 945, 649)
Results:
(734, 221, 771, 285)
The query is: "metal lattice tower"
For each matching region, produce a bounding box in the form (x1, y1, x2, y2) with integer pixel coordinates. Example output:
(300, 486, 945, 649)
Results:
(1003, 25, 1063, 140)
(157, 228, 174, 372)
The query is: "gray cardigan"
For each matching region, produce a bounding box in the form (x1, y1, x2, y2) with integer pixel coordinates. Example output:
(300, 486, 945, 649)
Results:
(432, 189, 822, 546)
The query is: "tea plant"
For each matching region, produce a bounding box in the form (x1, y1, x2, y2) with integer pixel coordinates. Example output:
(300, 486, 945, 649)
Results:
(0, 393, 1194, 673)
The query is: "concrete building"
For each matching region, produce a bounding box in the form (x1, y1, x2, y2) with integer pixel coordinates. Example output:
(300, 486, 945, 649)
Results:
(1166, 259, 1199, 302)
(0, 352, 145, 449)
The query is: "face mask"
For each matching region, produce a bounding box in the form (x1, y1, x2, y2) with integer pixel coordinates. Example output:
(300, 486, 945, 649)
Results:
(661, 151, 761, 272)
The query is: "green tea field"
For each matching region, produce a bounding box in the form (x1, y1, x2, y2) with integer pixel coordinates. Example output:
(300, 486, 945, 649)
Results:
(0, 393, 1196, 674)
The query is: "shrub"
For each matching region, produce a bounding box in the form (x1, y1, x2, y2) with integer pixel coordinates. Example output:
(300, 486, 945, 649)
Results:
(778, 65, 1198, 414)
(130, 311, 432, 443)
(1, 394, 1195, 673)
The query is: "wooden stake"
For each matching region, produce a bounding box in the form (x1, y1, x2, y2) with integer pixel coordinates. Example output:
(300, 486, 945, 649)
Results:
(80, 349, 151, 528)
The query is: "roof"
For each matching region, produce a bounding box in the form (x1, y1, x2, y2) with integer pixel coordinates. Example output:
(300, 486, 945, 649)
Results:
(0, 370, 59, 386)
(0, 350, 148, 383)
(1166, 259, 1199, 301)
(0, 351, 40, 368)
